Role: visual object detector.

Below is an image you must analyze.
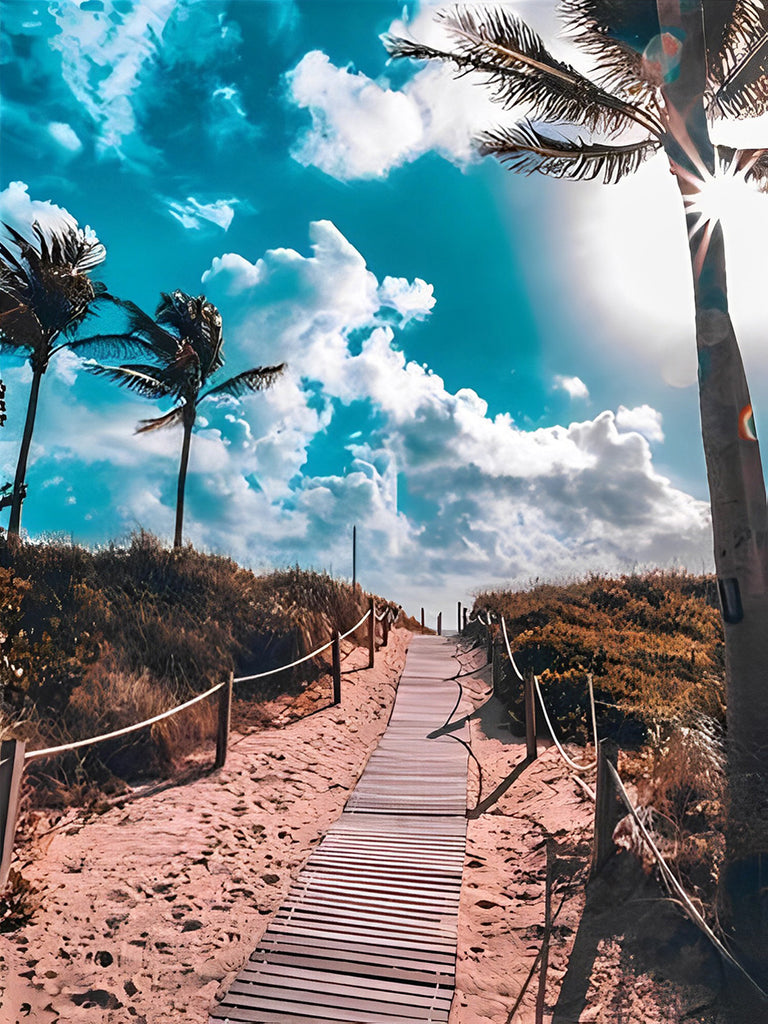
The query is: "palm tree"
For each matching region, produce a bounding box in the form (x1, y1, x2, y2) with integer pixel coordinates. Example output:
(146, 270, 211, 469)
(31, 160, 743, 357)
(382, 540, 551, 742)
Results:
(86, 290, 284, 548)
(0, 221, 109, 538)
(387, 1, 768, 959)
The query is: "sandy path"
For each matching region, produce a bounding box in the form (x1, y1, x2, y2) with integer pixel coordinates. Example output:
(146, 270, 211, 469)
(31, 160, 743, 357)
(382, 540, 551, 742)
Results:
(0, 629, 409, 1024)
(3, 629, 733, 1024)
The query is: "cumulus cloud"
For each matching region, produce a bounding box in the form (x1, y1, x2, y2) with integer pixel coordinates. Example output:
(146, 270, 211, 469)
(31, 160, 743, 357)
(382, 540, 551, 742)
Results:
(0, 181, 81, 237)
(616, 404, 665, 443)
(285, 49, 500, 180)
(553, 374, 589, 401)
(0, 189, 712, 610)
(166, 196, 239, 231)
(48, 121, 82, 153)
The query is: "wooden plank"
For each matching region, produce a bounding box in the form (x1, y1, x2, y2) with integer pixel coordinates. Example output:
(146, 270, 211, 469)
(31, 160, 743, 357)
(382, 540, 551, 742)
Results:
(210, 635, 467, 1024)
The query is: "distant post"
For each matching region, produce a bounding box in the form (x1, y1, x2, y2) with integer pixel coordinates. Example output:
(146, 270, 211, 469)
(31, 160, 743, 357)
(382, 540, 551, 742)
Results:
(420, 607, 425, 633)
(437, 612, 442, 636)
(463, 607, 468, 631)
(352, 525, 357, 591)
(368, 597, 375, 668)
(332, 632, 341, 705)
(457, 601, 462, 633)
(382, 610, 390, 648)
(215, 672, 233, 770)
(591, 739, 620, 878)
(525, 671, 538, 762)
(0, 739, 26, 889)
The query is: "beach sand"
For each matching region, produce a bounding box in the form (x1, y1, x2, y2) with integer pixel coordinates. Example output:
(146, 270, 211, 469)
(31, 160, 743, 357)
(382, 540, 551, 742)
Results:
(1, 630, 729, 1023)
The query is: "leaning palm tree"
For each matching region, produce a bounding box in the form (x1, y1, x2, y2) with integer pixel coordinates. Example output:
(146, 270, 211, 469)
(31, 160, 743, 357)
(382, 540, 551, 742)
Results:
(86, 290, 284, 548)
(0, 220, 109, 538)
(387, 1, 768, 960)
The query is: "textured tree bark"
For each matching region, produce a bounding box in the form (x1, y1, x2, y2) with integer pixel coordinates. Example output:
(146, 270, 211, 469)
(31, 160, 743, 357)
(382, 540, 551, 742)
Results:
(174, 412, 195, 549)
(658, 0, 768, 969)
(7, 366, 43, 540)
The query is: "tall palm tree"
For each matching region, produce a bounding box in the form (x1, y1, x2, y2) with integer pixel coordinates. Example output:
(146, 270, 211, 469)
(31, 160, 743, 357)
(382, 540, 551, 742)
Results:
(0, 221, 109, 538)
(86, 290, 284, 548)
(387, 1, 768, 958)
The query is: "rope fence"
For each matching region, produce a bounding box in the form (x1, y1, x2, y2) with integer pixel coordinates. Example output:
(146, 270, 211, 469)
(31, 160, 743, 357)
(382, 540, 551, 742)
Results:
(465, 608, 768, 1003)
(22, 604, 385, 762)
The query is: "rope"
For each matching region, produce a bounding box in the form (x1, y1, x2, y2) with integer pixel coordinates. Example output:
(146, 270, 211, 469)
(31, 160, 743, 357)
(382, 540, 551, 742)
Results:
(233, 608, 371, 683)
(606, 760, 768, 1001)
(500, 616, 524, 682)
(534, 676, 597, 773)
(25, 607, 374, 760)
(24, 680, 226, 761)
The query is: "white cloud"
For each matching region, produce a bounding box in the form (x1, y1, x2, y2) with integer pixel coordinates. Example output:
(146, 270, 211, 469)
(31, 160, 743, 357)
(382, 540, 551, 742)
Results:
(49, 0, 177, 158)
(0, 181, 79, 237)
(0, 195, 712, 612)
(48, 121, 82, 153)
(197, 221, 711, 607)
(285, 49, 500, 181)
(377, 276, 435, 325)
(616, 404, 665, 443)
(166, 196, 239, 231)
(553, 374, 589, 401)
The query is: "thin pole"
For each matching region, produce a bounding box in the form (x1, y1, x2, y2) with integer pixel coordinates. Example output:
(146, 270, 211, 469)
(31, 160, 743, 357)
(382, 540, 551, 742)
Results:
(0, 739, 26, 888)
(591, 739, 620, 878)
(420, 607, 425, 633)
(463, 607, 468, 631)
(458, 601, 462, 633)
(525, 671, 538, 761)
(437, 612, 442, 636)
(332, 632, 341, 705)
(368, 597, 375, 668)
(382, 611, 390, 648)
(352, 525, 356, 591)
(214, 672, 233, 770)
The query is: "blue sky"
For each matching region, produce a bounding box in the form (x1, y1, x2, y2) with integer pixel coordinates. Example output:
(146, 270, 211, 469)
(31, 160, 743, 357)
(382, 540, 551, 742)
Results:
(4, 0, 768, 615)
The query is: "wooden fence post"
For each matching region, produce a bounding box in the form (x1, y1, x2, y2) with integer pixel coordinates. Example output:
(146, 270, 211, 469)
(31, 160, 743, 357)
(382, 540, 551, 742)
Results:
(368, 598, 375, 668)
(0, 739, 26, 889)
(525, 671, 538, 762)
(437, 612, 442, 636)
(420, 607, 425, 633)
(463, 607, 468, 631)
(458, 601, 462, 633)
(215, 672, 233, 770)
(332, 632, 341, 705)
(382, 611, 389, 648)
(591, 739, 620, 878)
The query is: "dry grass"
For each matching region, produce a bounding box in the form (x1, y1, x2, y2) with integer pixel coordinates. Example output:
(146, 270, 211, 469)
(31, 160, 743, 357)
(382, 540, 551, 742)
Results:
(474, 570, 728, 908)
(0, 531, 390, 801)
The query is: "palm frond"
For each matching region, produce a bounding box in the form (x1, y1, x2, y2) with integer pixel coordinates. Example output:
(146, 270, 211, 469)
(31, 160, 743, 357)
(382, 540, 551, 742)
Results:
(478, 120, 660, 182)
(85, 363, 175, 400)
(385, 5, 663, 139)
(718, 145, 768, 189)
(199, 363, 285, 403)
(155, 291, 224, 373)
(708, 0, 768, 120)
(559, 0, 663, 107)
(66, 332, 161, 360)
(117, 299, 180, 360)
(135, 404, 186, 434)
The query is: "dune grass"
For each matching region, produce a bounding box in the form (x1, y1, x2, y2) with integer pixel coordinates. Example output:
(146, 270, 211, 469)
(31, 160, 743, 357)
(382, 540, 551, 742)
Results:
(0, 531, 392, 801)
(474, 570, 727, 907)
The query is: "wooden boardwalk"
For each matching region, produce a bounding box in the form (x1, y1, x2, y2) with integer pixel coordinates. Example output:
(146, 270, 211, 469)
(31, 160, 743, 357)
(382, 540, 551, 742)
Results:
(209, 634, 468, 1023)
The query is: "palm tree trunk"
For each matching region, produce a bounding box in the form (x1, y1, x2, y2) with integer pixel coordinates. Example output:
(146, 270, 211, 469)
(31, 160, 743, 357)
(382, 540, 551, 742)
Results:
(7, 365, 43, 540)
(174, 411, 195, 549)
(658, 0, 768, 969)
